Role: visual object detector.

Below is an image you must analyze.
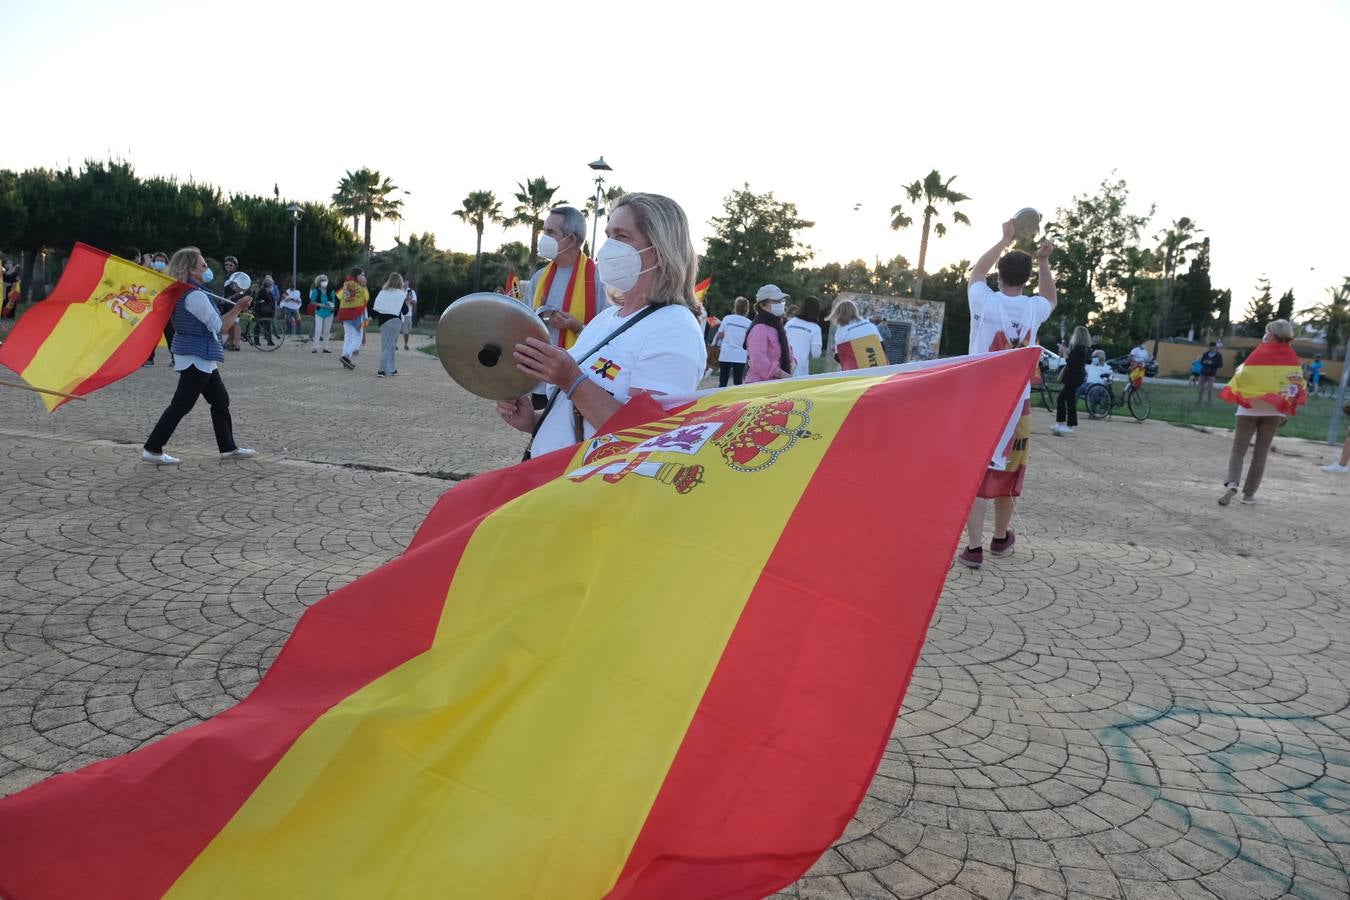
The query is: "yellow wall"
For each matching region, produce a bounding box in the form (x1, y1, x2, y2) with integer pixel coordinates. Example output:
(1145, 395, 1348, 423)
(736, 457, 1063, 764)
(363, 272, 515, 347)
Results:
(1155, 340, 1343, 382)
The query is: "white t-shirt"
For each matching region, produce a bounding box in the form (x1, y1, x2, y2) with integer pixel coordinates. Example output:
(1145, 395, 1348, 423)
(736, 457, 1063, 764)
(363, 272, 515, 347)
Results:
(967, 282, 1053, 400)
(830, 319, 881, 352)
(1129, 345, 1150, 364)
(713, 314, 752, 364)
(785, 318, 823, 378)
(403, 289, 417, 321)
(279, 288, 302, 311)
(372, 288, 407, 316)
(531, 304, 706, 457)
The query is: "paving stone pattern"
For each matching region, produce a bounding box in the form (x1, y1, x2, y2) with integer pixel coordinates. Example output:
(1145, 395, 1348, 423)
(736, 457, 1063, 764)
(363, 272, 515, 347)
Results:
(2, 341, 1348, 899)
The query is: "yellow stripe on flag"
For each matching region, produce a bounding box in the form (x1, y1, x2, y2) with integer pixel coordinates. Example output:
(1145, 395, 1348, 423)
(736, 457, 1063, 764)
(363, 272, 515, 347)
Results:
(167, 379, 878, 898)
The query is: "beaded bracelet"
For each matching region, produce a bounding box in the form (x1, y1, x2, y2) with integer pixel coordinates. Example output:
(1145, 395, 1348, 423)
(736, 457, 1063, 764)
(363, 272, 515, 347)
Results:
(564, 372, 588, 400)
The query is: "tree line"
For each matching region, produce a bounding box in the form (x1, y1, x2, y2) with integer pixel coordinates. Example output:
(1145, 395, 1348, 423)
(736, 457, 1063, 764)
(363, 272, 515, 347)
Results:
(6, 162, 1346, 360)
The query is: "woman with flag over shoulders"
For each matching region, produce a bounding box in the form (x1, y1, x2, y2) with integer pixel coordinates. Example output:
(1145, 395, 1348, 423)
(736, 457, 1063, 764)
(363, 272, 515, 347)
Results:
(1217, 318, 1307, 506)
(141, 247, 256, 465)
(497, 192, 707, 458)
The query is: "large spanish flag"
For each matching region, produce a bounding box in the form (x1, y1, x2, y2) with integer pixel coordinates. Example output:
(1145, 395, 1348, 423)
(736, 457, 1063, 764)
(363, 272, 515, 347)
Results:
(1218, 340, 1307, 416)
(0, 243, 184, 411)
(0, 349, 1038, 899)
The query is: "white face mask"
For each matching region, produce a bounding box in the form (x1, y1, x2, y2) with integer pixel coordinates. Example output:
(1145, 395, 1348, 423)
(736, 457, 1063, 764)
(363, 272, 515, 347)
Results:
(537, 234, 563, 260)
(199, 267, 214, 284)
(769, 301, 786, 316)
(596, 239, 657, 293)
(151, 260, 166, 272)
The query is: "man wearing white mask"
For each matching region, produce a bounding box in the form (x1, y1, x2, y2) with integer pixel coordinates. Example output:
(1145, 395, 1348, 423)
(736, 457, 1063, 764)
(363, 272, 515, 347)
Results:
(526, 206, 605, 349)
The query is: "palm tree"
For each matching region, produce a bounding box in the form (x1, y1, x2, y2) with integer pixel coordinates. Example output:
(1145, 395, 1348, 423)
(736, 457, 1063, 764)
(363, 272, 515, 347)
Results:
(506, 177, 565, 270)
(454, 191, 504, 291)
(1152, 216, 1204, 355)
(391, 232, 440, 288)
(1299, 277, 1350, 361)
(331, 168, 404, 259)
(890, 170, 971, 299)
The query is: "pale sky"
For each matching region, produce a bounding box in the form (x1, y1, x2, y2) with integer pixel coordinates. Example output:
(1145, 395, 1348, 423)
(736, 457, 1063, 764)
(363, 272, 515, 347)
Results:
(5, 0, 1348, 313)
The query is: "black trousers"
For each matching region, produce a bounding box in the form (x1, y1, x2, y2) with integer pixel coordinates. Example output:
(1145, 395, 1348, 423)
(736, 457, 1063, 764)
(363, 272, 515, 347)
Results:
(1056, 377, 1084, 426)
(719, 361, 746, 387)
(144, 366, 236, 453)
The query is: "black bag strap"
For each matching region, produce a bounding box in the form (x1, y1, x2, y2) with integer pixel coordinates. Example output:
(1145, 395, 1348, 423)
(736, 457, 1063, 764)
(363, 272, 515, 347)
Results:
(524, 303, 662, 460)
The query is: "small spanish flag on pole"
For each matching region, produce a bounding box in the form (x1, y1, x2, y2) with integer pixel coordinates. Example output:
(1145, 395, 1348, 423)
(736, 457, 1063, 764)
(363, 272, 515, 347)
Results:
(504, 270, 520, 299)
(0, 350, 1039, 899)
(0, 243, 184, 411)
(693, 275, 711, 305)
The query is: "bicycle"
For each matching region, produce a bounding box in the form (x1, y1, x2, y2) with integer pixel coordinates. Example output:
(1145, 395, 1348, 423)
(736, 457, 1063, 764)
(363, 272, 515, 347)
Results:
(237, 310, 287, 351)
(1082, 378, 1151, 422)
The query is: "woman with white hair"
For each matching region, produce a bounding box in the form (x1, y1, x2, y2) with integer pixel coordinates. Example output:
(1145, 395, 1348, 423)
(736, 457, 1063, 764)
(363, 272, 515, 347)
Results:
(1217, 318, 1307, 505)
(498, 192, 706, 458)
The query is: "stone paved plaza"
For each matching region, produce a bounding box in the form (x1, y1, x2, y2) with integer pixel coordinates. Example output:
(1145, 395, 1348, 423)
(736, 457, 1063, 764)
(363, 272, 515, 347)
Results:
(2, 339, 1349, 899)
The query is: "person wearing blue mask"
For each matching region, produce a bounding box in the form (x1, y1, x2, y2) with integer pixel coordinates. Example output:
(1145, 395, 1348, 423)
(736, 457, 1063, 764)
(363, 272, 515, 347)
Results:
(142, 246, 257, 465)
(498, 193, 706, 458)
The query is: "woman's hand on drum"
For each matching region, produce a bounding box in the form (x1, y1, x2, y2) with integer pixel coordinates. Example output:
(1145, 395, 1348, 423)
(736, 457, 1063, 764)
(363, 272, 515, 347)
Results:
(497, 396, 536, 433)
(513, 337, 581, 389)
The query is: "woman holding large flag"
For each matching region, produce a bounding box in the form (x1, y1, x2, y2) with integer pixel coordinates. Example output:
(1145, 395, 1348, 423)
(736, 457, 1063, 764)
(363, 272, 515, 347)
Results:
(142, 248, 256, 465)
(498, 193, 706, 458)
(1217, 318, 1306, 505)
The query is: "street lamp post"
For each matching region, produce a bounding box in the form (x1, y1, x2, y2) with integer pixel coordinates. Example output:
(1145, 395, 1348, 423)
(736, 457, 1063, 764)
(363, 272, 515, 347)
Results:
(286, 203, 302, 299)
(588, 156, 612, 253)
(396, 190, 412, 242)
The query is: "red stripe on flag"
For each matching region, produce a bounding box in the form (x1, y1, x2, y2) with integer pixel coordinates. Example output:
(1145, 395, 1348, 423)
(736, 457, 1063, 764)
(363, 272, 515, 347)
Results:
(836, 341, 860, 370)
(609, 350, 1037, 898)
(0, 458, 570, 900)
(0, 244, 110, 373)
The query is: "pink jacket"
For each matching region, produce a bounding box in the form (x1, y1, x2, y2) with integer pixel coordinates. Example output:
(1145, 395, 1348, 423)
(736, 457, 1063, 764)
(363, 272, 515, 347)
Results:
(745, 323, 794, 383)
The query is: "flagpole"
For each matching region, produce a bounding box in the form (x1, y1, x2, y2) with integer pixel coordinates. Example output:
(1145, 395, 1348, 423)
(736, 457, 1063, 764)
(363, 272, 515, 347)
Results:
(0, 378, 87, 401)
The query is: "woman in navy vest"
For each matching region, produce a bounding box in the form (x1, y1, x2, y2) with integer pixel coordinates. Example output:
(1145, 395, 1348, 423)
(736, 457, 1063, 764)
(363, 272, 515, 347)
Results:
(142, 247, 257, 465)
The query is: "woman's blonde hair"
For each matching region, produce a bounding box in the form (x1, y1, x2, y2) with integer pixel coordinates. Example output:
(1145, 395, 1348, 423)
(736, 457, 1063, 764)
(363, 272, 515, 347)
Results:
(168, 246, 202, 283)
(1267, 319, 1294, 342)
(383, 272, 405, 290)
(1070, 325, 1092, 348)
(733, 296, 749, 316)
(610, 192, 697, 310)
(827, 298, 859, 325)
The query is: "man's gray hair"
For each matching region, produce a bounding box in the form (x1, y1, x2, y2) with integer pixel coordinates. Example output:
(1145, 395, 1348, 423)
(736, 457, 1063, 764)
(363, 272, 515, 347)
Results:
(550, 206, 587, 245)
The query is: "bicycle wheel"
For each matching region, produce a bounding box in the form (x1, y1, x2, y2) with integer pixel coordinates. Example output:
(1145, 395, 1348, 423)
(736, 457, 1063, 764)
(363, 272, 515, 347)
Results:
(1038, 382, 1055, 413)
(1127, 386, 1151, 422)
(1084, 383, 1112, 419)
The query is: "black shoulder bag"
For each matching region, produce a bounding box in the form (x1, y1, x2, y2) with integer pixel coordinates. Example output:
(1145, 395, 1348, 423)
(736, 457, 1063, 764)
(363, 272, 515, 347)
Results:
(522, 304, 661, 461)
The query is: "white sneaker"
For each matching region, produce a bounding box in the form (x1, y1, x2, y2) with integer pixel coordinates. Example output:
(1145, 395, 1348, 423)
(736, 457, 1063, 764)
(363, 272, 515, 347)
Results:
(220, 448, 257, 461)
(1063, 426, 1075, 435)
(1051, 424, 1067, 435)
(142, 450, 180, 465)
(1322, 463, 1350, 474)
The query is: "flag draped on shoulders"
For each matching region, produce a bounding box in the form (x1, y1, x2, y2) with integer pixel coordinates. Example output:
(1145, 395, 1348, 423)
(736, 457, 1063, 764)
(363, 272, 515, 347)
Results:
(532, 254, 598, 348)
(1219, 341, 1307, 415)
(0, 349, 1040, 900)
(0, 243, 185, 411)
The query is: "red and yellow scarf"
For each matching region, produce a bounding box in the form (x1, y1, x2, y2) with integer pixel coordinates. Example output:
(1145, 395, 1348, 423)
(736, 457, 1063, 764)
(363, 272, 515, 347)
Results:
(1219, 341, 1307, 416)
(532, 255, 597, 349)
